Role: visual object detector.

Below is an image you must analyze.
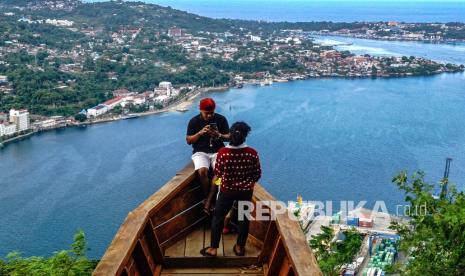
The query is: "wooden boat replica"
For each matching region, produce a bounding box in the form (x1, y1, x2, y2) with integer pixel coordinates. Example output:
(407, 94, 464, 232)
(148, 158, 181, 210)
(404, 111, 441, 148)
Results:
(94, 164, 322, 276)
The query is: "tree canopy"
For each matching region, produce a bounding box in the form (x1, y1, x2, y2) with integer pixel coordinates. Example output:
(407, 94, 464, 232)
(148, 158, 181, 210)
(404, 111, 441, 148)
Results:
(390, 171, 465, 275)
(0, 230, 97, 276)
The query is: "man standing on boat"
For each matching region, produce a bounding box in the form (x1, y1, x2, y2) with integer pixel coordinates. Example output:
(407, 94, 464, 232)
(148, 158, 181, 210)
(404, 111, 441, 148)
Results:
(186, 98, 230, 195)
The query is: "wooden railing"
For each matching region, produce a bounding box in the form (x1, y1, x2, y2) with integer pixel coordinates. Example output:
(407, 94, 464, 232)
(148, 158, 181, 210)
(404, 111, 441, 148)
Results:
(93, 164, 200, 276)
(252, 185, 322, 276)
(93, 163, 322, 276)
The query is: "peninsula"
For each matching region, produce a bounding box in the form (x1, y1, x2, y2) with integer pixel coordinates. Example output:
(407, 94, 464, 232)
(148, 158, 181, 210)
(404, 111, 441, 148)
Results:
(0, 0, 463, 141)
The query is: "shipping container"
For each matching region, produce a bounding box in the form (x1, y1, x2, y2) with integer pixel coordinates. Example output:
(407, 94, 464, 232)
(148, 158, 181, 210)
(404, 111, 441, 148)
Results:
(346, 217, 359, 226)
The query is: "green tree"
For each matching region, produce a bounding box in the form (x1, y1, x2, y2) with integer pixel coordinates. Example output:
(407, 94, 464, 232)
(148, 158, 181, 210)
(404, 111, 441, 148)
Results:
(0, 230, 96, 275)
(371, 65, 378, 76)
(112, 105, 123, 115)
(390, 171, 465, 275)
(309, 226, 362, 276)
(74, 113, 87, 122)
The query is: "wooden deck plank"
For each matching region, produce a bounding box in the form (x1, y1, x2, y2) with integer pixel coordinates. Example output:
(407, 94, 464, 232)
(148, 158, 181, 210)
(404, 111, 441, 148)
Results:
(222, 234, 261, 257)
(185, 226, 205, 257)
(222, 234, 237, 257)
(164, 238, 186, 257)
(245, 237, 262, 257)
(204, 227, 224, 256)
(161, 267, 263, 274)
(163, 256, 259, 268)
(161, 273, 263, 276)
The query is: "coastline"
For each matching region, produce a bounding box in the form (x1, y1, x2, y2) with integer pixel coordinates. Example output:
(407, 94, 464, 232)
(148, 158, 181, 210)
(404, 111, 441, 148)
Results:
(317, 33, 465, 46)
(78, 85, 229, 126)
(2, 70, 464, 149)
(0, 85, 231, 149)
(0, 131, 35, 147)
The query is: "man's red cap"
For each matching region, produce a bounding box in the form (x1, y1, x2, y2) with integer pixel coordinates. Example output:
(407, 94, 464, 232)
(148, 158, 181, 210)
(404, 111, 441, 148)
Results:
(199, 98, 216, 111)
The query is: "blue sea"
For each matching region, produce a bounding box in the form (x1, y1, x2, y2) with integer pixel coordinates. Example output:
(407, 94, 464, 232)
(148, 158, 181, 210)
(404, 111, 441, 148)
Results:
(3, 0, 465, 260)
(315, 36, 465, 65)
(2, 70, 465, 258)
(141, 0, 465, 23)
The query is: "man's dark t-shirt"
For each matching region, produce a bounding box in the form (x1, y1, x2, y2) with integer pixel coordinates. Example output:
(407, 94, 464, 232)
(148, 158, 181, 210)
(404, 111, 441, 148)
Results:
(187, 113, 229, 154)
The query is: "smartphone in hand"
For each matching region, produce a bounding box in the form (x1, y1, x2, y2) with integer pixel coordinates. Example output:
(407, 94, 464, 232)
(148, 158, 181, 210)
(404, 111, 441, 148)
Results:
(209, 122, 218, 131)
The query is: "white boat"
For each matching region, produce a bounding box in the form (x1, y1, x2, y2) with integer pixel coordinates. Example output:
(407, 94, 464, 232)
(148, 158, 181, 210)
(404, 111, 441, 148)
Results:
(260, 79, 273, 86)
(121, 114, 139, 119)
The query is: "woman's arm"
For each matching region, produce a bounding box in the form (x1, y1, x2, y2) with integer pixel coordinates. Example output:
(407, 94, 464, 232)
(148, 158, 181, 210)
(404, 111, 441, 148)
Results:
(253, 154, 262, 183)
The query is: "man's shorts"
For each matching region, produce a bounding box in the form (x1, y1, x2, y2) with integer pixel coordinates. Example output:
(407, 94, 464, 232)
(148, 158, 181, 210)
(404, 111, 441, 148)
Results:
(192, 152, 217, 170)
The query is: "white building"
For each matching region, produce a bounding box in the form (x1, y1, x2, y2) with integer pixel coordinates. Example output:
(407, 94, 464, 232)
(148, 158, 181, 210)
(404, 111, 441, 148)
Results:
(0, 122, 17, 137)
(45, 19, 74, 27)
(159, 81, 173, 90)
(133, 95, 147, 105)
(249, 35, 261, 42)
(155, 81, 179, 97)
(154, 95, 169, 104)
(38, 119, 57, 128)
(87, 105, 108, 118)
(0, 75, 8, 84)
(9, 109, 30, 132)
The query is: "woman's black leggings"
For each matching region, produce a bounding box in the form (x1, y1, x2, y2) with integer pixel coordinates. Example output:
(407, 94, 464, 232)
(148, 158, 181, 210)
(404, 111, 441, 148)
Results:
(210, 190, 253, 248)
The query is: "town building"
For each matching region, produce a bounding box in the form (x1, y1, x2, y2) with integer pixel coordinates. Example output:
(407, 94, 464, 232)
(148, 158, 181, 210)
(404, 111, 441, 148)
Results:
(103, 96, 124, 110)
(113, 89, 133, 97)
(249, 35, 261, 42)
(0, 75, 8, 84)
(168, 27, 183, 37)
(87, 104, 109, 117)
(0, 121, 17, 137)
(320, 50, 342, 59)
(154, 81, 179, 97)
(9, 109, 30, 132)
(133, 95, 147, 105)
(45, 19, 74, 27)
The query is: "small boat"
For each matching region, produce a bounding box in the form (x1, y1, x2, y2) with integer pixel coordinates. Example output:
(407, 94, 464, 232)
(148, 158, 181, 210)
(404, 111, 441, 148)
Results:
(176, 108, 188, 112)
(260, 79, 273, 86)
(94, 163, 322, 276)
(236, 84, 243, 88)
(121, 114, 139, 120)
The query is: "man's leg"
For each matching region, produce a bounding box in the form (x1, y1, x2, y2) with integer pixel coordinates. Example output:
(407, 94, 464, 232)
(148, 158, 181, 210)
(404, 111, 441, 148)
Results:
(198, 167, 210, 196)
(192, 152, 211, 196)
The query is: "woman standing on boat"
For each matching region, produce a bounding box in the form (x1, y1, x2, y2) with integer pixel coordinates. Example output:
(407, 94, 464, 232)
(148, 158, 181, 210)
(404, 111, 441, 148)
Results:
(201, 121, 262, 257)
